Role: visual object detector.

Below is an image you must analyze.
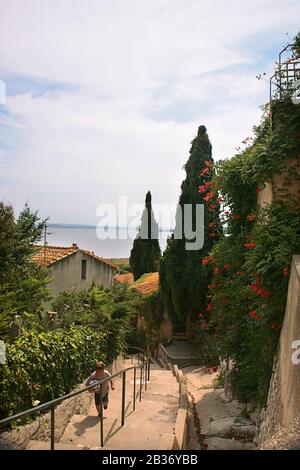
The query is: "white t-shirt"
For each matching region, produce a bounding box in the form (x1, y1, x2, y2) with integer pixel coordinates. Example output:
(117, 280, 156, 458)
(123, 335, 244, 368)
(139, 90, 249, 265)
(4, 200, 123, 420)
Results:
(87, 370, 111, 396)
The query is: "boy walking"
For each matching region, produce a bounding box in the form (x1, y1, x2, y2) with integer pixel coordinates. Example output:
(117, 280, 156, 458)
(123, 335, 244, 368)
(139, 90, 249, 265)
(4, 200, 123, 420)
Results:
(86, 361, 115, 416)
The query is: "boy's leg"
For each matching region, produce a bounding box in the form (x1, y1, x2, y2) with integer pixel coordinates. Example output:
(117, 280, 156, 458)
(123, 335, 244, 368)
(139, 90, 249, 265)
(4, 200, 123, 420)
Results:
(94, 393, 102, 416)
(102, 393, 109, 410)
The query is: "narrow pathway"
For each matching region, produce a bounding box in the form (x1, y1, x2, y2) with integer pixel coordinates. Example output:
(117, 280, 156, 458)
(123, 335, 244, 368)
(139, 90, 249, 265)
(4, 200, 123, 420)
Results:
(184, 365, 257, 450)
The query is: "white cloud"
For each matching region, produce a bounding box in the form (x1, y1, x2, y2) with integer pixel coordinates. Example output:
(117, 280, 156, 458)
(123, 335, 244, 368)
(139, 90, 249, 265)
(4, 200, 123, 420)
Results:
(0, 0, 299, 224)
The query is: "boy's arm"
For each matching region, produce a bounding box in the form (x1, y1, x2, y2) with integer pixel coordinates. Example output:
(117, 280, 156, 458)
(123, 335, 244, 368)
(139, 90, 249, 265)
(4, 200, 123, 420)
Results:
(85, 373, 93, 387)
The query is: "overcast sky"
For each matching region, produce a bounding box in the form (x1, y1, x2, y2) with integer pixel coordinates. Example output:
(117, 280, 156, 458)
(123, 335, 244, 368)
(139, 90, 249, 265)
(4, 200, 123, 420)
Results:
(0, 0, 299, 226)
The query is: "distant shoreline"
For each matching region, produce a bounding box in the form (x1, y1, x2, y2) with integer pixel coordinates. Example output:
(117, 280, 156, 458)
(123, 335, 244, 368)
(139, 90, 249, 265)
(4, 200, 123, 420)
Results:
(48, 223, 173, 232)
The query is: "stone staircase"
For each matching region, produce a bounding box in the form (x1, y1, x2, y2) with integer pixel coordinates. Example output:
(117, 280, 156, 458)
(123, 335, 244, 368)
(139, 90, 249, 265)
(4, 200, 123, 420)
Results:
(26, 358, 179, 450)
(157, 340, 198, 369)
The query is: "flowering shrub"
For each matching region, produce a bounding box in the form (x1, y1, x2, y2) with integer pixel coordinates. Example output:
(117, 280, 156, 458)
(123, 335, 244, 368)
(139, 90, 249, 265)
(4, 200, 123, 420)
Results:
(197, 85, 300, 403)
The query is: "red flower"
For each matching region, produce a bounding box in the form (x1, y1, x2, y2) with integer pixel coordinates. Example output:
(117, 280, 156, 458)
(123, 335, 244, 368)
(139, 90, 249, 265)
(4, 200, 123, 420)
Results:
(204, 191, 214, 202)
(249, 310, 258, 318)
(244, 243, 256, 248)
(204, 160, 212, 168)
(209, 203, 216, 209)
(232, 214, 240, 220)
(202, 256, 211, 266)
(224, 264, 231, 270)
(208, 221, 217, 228)
(218, 196, 223, 202)
(213, 267, 220, 275)
(263, 290, 270, 301)
(208, 283, 216, 289)
(237, 271, 244, 276)
(282, 266, 289, 277)
(271, 323, 281, 330)
(249, 309, 261, 320)
(247, 214, 254, 221)
(206, 303, 214, 312)
(208, 232, 217, 238)
(198, 185, 206, 193)
(200, 167, 210, 177)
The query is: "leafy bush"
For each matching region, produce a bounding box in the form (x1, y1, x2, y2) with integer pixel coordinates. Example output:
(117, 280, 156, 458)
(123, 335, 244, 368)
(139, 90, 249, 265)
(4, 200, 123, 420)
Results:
(0, 325, 108, 419)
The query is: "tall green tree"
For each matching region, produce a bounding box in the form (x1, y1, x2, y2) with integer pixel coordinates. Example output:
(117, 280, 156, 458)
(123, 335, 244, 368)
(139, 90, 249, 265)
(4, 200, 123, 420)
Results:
(159, 125, 221, 326)
(0, 202, 49, 339)
(129, 191, 161, 280)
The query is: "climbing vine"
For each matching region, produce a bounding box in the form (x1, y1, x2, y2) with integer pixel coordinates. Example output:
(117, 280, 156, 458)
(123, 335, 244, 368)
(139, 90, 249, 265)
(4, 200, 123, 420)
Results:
(195, 37, 300, 404)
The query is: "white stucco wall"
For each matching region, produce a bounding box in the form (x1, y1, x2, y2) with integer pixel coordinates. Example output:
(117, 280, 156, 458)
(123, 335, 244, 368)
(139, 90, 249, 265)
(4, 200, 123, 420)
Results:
(47, 250, 117, 296)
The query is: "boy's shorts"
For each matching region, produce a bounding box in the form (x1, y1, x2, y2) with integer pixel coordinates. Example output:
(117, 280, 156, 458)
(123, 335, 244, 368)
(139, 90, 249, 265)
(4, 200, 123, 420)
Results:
(95, 392, 109, 406)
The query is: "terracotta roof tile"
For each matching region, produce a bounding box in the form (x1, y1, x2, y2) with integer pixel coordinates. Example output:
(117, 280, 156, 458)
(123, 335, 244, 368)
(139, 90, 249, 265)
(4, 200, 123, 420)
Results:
(114, 273, 135, 285)
(132, 272, 159, 296)
(32, 245, 117, 270)
(31, 245, 78, 266)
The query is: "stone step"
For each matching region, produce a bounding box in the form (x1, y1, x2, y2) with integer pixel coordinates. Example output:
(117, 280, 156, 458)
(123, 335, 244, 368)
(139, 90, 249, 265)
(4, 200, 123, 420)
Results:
(27, 440, 90, 450)
(203, 437, 257, 450)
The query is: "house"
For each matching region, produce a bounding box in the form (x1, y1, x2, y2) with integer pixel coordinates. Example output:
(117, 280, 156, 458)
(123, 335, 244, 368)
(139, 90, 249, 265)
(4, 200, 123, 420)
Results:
(32, 244, 117, 296)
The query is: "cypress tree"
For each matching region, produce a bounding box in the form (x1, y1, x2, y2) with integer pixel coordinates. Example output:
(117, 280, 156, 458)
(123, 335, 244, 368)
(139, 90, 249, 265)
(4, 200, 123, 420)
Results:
(159, 125, 220, 327)
(129, 191, 161, 280)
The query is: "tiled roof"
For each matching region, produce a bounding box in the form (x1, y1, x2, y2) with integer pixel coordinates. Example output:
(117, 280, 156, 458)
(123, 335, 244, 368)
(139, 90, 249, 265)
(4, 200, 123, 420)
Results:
(31, 245, 78, 266)
(32, 245, 116, 270)
(132, 272, 159, 296)
(80, 250, 117, 269)
(114, 273, 135, 285)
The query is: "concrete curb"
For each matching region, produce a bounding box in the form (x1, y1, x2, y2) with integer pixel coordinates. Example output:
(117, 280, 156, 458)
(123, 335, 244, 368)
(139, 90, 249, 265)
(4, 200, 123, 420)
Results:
(173, 364, 188, 450)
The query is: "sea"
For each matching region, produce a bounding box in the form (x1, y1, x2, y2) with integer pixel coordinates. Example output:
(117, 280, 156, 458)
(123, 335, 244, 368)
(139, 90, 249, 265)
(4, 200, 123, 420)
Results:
(43, 225, 172, 259)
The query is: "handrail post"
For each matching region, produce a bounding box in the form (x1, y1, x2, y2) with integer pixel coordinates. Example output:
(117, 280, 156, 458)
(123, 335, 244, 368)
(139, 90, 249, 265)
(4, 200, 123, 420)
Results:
(133, 367, 136, 411)
(139, 365, 143, 401)
(50, 406, 55, 451)
(99, 395, 104, 448)
(121, 370, 126, 426)
(148, 357, 150, 382)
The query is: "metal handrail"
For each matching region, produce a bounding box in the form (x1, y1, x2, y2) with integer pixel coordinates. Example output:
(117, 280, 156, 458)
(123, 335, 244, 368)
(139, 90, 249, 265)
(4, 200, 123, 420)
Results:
(126, 345, 151, 383)
(0, 362, 146, 450)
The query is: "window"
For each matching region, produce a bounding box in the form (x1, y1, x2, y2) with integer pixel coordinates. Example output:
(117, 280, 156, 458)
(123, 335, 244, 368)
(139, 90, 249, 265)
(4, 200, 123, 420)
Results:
(81, 260, 87, 280)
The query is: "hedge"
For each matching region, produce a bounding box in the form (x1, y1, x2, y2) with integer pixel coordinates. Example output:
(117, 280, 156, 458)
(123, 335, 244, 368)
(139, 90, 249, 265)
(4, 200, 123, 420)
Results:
(0, 325, 109, 419)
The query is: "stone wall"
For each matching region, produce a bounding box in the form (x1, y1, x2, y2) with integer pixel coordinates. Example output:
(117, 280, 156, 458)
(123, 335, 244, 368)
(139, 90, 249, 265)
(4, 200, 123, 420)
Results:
(257, 156, 300, 210)
(258, 255, 300, 448)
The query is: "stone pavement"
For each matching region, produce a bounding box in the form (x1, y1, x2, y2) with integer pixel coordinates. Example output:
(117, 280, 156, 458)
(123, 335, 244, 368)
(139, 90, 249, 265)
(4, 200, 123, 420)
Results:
(184, 365, 257, 450)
